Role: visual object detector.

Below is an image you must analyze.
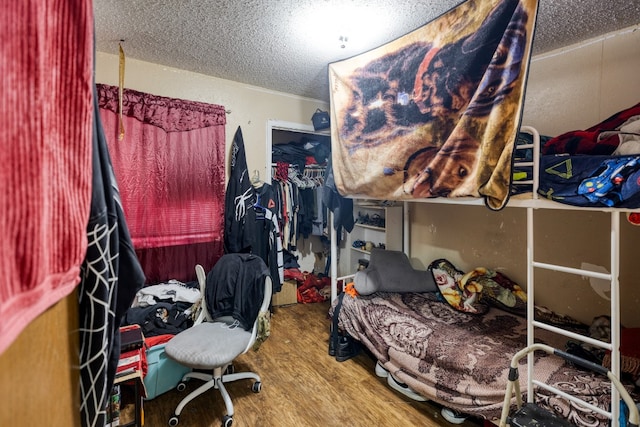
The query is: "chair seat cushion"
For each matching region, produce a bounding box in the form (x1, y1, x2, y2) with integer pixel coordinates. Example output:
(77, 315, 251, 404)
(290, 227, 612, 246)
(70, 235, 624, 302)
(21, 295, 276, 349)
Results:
(164, 322, 253, 370)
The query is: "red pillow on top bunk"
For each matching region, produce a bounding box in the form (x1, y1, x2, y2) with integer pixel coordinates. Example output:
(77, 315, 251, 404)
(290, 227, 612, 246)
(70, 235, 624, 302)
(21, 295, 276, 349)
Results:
(542, 101, 640, 155)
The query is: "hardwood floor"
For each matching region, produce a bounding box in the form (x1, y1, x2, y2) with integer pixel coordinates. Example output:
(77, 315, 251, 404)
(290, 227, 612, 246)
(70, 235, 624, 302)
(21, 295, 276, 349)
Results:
(141, 301, 487, 427)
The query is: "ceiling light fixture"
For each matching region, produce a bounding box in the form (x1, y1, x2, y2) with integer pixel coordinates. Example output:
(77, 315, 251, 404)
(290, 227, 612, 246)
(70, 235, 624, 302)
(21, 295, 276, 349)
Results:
(295, 3, 392, 56)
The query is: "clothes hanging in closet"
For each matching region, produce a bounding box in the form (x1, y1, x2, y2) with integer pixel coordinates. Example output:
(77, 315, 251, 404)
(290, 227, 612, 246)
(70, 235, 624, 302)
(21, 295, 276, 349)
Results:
(323, 157, 355, 239)
(271, 162, 328, 251)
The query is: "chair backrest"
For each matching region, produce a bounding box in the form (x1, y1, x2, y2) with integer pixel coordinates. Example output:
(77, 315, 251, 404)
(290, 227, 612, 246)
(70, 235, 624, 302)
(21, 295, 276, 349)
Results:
(247, 275, 271, 351)
(193, 264, 210, 325)
(193, 254, 272, 352)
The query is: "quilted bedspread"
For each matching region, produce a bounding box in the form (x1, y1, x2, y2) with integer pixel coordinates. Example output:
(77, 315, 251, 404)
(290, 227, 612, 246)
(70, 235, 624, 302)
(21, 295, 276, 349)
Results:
(334, 292, 628, 426)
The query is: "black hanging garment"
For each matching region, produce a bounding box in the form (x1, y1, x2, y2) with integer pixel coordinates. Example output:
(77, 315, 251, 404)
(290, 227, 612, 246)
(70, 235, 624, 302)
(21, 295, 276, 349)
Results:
(322, 157, 354, 240)
(78, 84, 146, 427)
(253, 183, 284, 292)
(224, 126, 255, 253)
(223, 126, 283, 292)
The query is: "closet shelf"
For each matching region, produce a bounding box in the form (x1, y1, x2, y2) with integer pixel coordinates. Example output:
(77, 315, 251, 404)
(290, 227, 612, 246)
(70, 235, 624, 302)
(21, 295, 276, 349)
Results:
(343, 202, 403, 274)
(351, 248, 372, 255)
(354, 223, 385, 232)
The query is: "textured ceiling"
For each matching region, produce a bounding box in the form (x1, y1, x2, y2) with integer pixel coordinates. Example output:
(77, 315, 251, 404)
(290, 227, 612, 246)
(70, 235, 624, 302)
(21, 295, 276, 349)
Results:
(94, 0, 640, 103)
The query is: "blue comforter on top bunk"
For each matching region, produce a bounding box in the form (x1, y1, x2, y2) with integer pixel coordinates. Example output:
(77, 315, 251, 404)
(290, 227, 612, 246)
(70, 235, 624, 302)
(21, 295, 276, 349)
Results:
(537, 102, 640, 208)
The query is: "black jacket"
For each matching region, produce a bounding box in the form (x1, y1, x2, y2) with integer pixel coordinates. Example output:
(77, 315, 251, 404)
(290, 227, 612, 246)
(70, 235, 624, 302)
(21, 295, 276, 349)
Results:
(224, 127, 255, 253)
(205, 253, 268, 330)
(78, 84, 146, 427)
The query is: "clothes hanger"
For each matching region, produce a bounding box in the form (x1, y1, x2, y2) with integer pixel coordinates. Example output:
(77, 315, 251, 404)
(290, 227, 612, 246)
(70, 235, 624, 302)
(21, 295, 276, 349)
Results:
(253, 193, 266, 212)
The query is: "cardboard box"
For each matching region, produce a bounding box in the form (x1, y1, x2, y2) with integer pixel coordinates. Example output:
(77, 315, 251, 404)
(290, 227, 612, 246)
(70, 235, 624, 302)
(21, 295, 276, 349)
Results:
(272, 280, 298, 306)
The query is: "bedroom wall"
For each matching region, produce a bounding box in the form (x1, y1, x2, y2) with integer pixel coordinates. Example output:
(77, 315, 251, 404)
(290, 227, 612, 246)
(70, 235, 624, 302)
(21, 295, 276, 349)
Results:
(94, 52, 330, 282)
(94, 24, 640, 328)
(95, 52, 329, 183)
(410, 25, 640, 328)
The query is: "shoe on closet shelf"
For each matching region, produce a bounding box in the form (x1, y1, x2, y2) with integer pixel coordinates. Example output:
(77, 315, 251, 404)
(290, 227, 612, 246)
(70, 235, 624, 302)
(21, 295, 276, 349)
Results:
(374, 361, 388, 378)
(441, 407, 467, 424)
(386, 374, 427, 402)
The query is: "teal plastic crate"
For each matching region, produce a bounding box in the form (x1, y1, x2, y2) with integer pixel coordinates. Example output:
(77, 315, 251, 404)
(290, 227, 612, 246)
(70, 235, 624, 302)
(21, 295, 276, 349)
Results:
(144, 343, 191, 400)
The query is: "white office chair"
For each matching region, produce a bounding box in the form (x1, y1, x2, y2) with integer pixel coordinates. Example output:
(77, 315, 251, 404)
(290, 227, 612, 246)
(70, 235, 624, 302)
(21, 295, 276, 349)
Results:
(165, 253, 272, 427)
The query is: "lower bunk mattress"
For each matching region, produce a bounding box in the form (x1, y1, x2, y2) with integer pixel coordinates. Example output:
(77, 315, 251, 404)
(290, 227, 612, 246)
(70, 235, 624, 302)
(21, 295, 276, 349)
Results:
(332, 291, 635, 426)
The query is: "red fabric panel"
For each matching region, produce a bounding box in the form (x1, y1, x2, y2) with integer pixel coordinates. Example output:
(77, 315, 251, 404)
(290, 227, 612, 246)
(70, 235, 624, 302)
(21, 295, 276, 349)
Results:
(98, 85, 226, 132)
(620, 328, 640, 359)
(97, 85, 226, 250)
(135, 241, 224, 284)
(0, 0, 93, 355)
(542, 102, 640, 155)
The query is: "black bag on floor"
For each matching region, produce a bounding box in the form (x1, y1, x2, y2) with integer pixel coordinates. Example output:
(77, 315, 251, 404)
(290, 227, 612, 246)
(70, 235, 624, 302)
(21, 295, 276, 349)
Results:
(328, 292, 360, 362)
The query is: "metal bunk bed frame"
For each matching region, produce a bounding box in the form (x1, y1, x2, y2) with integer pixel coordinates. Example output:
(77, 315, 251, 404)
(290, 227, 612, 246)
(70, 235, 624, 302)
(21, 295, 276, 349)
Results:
(328, 125, 636, 426)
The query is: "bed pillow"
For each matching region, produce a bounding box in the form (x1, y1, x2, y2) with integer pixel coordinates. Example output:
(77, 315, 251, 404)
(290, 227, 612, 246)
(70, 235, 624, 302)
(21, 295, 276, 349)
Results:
(428, 259, 489, 315)
(460, 267, 527, 317)
(354, 248, 437, 295)
(353, 267, 383, 295)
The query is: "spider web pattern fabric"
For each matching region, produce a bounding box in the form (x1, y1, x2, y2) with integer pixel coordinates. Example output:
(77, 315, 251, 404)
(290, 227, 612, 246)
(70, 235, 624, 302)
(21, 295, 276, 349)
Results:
(79, 221, 118, 427)
(78, 86, 146, 427)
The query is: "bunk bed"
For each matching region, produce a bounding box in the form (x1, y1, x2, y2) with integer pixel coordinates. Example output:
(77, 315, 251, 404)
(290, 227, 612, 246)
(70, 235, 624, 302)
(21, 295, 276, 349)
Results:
(327, 125, 640, 426)
(323, 1, 639, 424)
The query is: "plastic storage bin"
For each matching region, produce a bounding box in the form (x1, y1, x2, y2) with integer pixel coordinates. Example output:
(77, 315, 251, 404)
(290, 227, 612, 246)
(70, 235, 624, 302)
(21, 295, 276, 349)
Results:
(144, 343, 191, 400)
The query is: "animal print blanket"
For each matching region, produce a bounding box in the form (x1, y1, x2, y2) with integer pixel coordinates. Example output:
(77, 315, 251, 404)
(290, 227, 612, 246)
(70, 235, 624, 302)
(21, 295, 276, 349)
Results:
(328, 0, 538, 210)
(333, 292, 632, 426)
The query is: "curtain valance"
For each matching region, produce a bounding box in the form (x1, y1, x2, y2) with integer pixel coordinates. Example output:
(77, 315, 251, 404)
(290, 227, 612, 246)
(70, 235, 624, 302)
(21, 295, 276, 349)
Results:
(96, 84, 226, 249)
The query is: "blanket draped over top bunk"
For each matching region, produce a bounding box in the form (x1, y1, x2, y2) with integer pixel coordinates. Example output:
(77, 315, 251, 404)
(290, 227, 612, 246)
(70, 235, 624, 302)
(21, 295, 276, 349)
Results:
(328, 0, 538, 210)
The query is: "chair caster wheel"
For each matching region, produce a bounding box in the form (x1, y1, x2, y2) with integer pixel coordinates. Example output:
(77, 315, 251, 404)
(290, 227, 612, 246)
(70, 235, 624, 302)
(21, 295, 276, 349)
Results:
(222, 415, 233, 427)
(169, 415, 179, 426)
(176, 382, 186, 392)
(252, 381, 262, 393)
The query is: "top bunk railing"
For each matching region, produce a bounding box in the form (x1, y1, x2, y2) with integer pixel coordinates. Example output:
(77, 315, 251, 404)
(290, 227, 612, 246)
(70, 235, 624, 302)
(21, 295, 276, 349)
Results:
(374, 124, 639, 212)
(512, 125, 540, 200)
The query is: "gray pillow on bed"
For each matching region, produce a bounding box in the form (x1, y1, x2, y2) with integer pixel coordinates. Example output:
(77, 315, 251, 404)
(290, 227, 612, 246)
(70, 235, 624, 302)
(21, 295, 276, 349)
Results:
(354, 248, 437, 295)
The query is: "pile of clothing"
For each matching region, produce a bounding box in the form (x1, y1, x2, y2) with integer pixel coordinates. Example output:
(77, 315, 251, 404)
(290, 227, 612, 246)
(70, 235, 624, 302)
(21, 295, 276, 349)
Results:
(123, 279, 201, 337)
(284, 268, 330, 304)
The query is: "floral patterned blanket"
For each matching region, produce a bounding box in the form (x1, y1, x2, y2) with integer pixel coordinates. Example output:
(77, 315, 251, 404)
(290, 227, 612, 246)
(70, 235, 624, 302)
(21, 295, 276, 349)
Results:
(333, 291, 631, 426)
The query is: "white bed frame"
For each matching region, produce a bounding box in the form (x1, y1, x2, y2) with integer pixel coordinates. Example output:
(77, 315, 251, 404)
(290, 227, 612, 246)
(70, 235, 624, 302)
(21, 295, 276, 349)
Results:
(329, 125, 637, 426)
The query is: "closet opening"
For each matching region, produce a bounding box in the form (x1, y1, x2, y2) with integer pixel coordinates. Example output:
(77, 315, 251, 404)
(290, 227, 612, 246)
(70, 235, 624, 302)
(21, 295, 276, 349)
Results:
(266, 120, 332, 304)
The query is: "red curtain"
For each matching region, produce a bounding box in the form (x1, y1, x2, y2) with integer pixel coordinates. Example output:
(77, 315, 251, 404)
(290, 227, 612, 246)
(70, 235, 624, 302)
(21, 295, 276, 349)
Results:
(96, 84, 226, 282)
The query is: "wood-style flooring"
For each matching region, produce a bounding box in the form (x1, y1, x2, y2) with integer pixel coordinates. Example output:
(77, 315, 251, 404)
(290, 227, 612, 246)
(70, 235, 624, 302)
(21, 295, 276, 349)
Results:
(141, 301, 487, 427)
